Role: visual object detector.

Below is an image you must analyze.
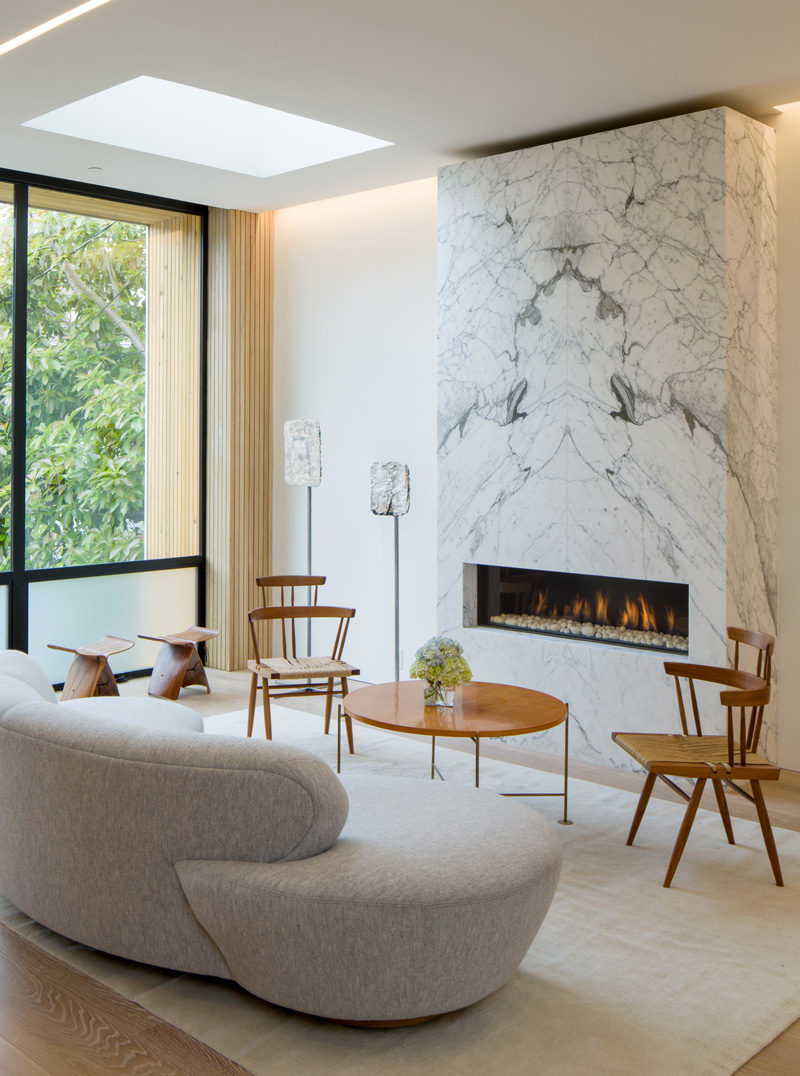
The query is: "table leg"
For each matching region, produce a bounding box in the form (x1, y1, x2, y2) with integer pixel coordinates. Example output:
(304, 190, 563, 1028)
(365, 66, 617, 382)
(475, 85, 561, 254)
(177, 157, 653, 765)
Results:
(431, 735, 435, 780)
(475, 734, 480, 788)
(559, 705, 573, 826)
(337, 704, 342, 775)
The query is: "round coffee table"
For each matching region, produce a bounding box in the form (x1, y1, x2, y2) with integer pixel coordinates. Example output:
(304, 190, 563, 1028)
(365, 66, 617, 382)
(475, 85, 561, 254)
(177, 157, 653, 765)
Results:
(341, 680, 571, 823)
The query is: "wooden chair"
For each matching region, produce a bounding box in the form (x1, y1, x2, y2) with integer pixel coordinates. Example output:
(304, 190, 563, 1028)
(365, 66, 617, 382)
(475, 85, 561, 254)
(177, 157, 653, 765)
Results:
(247, 606, 359, 752)
(138, 626, 219, 700)
(48, 636, 134, 700)
(612, 660, 781, 888)
(252, 575, 356, 715)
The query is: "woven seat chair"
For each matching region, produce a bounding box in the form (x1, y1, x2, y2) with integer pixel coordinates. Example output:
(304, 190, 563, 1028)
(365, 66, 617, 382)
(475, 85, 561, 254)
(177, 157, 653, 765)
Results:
(253, 574, 348, 708)
(247, 605, 359, 753)
(612, 641, 780, 888)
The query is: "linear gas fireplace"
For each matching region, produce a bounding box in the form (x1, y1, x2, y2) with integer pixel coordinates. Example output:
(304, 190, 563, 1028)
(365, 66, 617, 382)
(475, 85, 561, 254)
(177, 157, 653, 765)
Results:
(471, 564, 689, 654)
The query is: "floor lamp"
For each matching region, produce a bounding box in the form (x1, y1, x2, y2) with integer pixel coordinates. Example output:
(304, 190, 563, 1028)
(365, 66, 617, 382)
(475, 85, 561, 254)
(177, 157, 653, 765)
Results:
(284, 419, 322, 655)
(370, 462, 410, 681)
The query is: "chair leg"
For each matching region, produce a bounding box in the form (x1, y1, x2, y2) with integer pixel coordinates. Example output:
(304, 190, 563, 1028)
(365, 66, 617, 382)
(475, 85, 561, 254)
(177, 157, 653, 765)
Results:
(262, 679, 272, 740)
(324, 678, 334, 735)
(663, 778, 706, 888)
(247, 673, 258, 738)
(751, 781, 784, 887)
(626, 772, 656, 846)
(712, 780, 735, 844)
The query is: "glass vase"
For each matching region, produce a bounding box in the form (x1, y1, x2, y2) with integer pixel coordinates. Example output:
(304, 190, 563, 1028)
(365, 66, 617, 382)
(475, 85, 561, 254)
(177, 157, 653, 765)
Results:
(423, 680, 455, 707)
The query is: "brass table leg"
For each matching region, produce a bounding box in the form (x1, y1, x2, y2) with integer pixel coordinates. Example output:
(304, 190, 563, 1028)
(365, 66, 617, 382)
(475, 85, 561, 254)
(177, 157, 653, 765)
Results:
(337, 704, 342, 774)
(482, 707, 572, 824)
(559, 706, 573, 825)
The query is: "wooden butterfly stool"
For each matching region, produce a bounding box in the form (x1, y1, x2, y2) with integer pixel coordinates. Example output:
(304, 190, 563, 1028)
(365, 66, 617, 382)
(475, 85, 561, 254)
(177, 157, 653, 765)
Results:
(48, 636, 134, 700)
(138, 626, 219, 700)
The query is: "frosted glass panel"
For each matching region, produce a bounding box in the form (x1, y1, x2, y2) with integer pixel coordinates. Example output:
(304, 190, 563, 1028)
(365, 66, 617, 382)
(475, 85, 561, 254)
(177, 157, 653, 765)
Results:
(0, 586, 7, 648)
(29, 568, 197, 683)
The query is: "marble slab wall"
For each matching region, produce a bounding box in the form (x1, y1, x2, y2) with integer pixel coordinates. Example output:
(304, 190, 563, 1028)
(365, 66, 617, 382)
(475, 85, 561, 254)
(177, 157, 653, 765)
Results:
(724, 111, 778, 755)
(437, 108, 777, 768)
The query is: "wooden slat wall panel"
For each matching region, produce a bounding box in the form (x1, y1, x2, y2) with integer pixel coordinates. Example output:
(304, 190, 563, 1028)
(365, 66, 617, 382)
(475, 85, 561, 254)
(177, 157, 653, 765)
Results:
(206, 209, 272, 670)
(145, 214, 202, 558)
(207, 208, 233, 668)
(28, 187, 185, 224)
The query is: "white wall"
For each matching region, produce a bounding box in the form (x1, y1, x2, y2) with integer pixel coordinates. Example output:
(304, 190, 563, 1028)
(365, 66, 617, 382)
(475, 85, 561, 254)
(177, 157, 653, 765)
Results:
(272, 179, 438, 683)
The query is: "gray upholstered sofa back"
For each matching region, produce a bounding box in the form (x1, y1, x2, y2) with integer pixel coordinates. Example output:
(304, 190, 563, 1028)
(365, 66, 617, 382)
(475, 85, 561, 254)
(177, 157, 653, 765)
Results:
(0, 650, 58, 705)
(0, 696, 349, 977)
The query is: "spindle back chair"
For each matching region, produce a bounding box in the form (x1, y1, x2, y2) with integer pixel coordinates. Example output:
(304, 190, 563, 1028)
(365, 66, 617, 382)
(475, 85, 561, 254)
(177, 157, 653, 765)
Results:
(612, 659, 781, 887)
(246, 606, 359, 753)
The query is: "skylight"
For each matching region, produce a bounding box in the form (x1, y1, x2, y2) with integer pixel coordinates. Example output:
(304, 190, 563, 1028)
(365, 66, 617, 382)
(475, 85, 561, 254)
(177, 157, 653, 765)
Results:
(23, 76, 393, 178)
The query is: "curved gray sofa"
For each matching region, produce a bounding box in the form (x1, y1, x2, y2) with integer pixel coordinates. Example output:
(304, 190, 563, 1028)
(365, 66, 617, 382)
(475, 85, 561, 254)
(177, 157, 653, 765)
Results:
(0, 649, 562, 1024)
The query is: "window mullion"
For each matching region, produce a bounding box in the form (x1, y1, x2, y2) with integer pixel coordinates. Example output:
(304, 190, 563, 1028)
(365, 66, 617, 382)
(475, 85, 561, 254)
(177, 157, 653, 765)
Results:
(9, 182, 28, 650)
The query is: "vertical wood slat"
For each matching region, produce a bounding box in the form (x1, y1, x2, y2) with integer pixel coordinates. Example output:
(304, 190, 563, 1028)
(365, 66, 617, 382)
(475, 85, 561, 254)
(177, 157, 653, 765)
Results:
(145, 214, 202, 558)
(206, 209, 272, 670)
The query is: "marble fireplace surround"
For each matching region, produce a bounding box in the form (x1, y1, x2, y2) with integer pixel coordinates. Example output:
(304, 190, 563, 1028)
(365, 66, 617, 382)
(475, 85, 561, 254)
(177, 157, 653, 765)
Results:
(437, 108, 777, 769)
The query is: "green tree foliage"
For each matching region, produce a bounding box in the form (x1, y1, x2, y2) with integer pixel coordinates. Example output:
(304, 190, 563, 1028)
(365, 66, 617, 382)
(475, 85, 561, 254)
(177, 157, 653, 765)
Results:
(0, 203, 146, 570)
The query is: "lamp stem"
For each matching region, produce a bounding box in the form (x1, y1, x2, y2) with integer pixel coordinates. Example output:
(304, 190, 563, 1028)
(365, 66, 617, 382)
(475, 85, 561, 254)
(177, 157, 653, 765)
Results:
(394, 514, 400, 681)
(307, 486, 312, 656)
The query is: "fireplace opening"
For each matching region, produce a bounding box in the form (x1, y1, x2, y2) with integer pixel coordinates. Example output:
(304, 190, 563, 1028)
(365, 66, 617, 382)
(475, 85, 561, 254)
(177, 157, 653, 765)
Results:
(473, 564, 689, 653)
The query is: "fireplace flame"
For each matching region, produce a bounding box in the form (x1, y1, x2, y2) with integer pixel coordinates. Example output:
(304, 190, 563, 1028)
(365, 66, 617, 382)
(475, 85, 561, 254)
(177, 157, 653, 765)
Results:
(533, 589, 549, 615)
(566, 595, 592, 621)
(638, 595, 657, 631)
(595, 591, 610, 625)
(619, 596, 639, 629)
(524, 587, 670, 636)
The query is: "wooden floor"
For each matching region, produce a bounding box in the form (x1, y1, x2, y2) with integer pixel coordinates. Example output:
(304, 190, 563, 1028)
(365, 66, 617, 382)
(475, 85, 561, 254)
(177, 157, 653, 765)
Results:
(2, 668, 795, 1075)
(0, 923, 247, 1075)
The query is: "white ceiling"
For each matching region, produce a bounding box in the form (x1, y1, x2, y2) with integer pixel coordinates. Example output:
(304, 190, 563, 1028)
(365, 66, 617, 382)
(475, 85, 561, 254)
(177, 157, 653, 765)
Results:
(1, 0, 798, 211)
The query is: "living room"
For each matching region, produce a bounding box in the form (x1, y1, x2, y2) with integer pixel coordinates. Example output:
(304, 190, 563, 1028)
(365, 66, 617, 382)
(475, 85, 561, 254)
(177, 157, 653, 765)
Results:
(1, 1, 800, 1074)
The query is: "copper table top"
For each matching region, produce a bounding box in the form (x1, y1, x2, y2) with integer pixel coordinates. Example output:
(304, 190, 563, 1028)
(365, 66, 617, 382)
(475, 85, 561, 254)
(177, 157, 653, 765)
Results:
(343, 680, 567, 738)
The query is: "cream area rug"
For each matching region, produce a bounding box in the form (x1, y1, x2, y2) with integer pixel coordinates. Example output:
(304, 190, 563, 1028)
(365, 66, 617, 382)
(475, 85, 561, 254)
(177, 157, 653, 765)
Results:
(2, 704, 800, 1076)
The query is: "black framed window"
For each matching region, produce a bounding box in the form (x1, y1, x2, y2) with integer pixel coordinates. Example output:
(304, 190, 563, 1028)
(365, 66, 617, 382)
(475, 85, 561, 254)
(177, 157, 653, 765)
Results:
(0, 181, 13, 575)
(0, 168, 207, 681)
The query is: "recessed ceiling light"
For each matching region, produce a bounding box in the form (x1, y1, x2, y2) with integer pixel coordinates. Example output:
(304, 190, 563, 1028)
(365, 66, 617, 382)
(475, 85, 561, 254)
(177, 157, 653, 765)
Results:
(23, 76, 393, 178)
(0, 0, 116, 59)
(87, 165, 103, 172)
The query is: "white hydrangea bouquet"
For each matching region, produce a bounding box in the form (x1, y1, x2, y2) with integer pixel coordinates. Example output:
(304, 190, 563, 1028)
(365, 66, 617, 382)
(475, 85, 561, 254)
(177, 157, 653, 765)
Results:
(409, 635, 472, 706)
